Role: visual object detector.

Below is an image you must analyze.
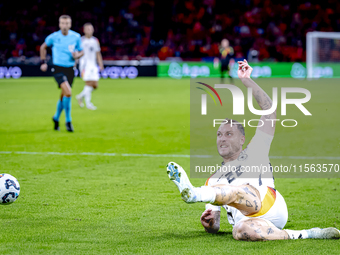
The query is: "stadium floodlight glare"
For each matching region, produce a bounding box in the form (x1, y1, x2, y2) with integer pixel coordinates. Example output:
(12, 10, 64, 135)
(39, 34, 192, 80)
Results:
(306, 32, 340, 78)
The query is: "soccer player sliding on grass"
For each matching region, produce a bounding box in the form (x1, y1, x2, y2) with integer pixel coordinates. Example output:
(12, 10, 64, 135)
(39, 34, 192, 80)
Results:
(167, 60, 340, 241)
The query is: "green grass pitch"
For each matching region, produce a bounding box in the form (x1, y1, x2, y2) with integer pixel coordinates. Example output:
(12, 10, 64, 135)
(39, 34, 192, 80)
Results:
(0, 77, 339, 254)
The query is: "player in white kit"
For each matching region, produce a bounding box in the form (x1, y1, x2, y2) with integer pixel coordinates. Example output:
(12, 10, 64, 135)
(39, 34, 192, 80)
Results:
(76, 23, 104, 110)
(166, 60, 340, 241)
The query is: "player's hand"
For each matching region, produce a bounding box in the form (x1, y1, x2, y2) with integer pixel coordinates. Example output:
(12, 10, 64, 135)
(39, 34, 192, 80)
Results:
(200, 209, 216, 229)
(237, 59, 253, 79)
(40, 63, 48, 72)
(99, 65, 104, 71)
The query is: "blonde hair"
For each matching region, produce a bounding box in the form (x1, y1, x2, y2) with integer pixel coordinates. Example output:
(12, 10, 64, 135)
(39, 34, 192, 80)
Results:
(224, 118, 245, 136)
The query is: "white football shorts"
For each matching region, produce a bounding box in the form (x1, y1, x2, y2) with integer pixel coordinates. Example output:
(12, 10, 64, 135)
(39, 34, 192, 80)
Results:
(81, 64, 100, 81)
(226, 186, 288, 230)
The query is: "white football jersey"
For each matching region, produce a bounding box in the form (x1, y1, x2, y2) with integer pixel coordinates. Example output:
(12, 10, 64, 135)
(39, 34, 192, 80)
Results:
(205, 129, 275, 189)
(205, 129, 276, 226)
(79, 36, 101, 71)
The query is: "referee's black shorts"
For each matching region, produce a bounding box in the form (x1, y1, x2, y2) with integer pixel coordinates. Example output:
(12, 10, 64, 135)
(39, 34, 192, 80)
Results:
(221, 60, 230, 73)
(52, 65, 75, 88)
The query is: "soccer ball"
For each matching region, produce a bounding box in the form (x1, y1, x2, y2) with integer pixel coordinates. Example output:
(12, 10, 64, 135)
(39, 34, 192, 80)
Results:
(0, 174, 20, 205)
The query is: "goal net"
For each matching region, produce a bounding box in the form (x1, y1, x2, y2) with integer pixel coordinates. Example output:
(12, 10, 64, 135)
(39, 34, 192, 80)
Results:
(306, 32, 340, 78)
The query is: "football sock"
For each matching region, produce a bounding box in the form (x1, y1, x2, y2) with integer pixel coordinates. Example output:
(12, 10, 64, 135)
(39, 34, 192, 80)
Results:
(194, 186, 216, 203)
(78, 86, 88, 98)
(78, 85, 92, 97)
(53, 99, 63, 121)
(84, 85, 93, 106)
(62, 96, 72, 123)
(284, 229, 308, 239)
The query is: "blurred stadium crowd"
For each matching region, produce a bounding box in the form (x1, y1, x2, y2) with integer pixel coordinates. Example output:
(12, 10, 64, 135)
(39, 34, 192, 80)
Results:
(0, 0, 339, 64)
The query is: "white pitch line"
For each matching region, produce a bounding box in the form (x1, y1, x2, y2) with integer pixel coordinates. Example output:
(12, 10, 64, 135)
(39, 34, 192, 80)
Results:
(0, 151, 208, 158)
(0, 151, 339, 160)
(269, 156, 340, 160)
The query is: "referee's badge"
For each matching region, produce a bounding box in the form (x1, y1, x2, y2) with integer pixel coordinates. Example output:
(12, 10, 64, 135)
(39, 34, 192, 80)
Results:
(238, 150, 248, 161)
(68, 44, 75, 52)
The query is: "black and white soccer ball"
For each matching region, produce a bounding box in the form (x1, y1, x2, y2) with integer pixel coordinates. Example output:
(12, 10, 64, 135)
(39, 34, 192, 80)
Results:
(0, 174, 20, 205)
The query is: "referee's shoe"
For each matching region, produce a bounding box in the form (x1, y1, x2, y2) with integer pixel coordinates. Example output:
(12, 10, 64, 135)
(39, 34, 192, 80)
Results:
(52, 117, 59, 131)
(66, 122, 74, 132)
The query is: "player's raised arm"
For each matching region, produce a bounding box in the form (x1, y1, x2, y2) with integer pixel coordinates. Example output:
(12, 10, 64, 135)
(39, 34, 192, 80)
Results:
(238, 60, 276, 136)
